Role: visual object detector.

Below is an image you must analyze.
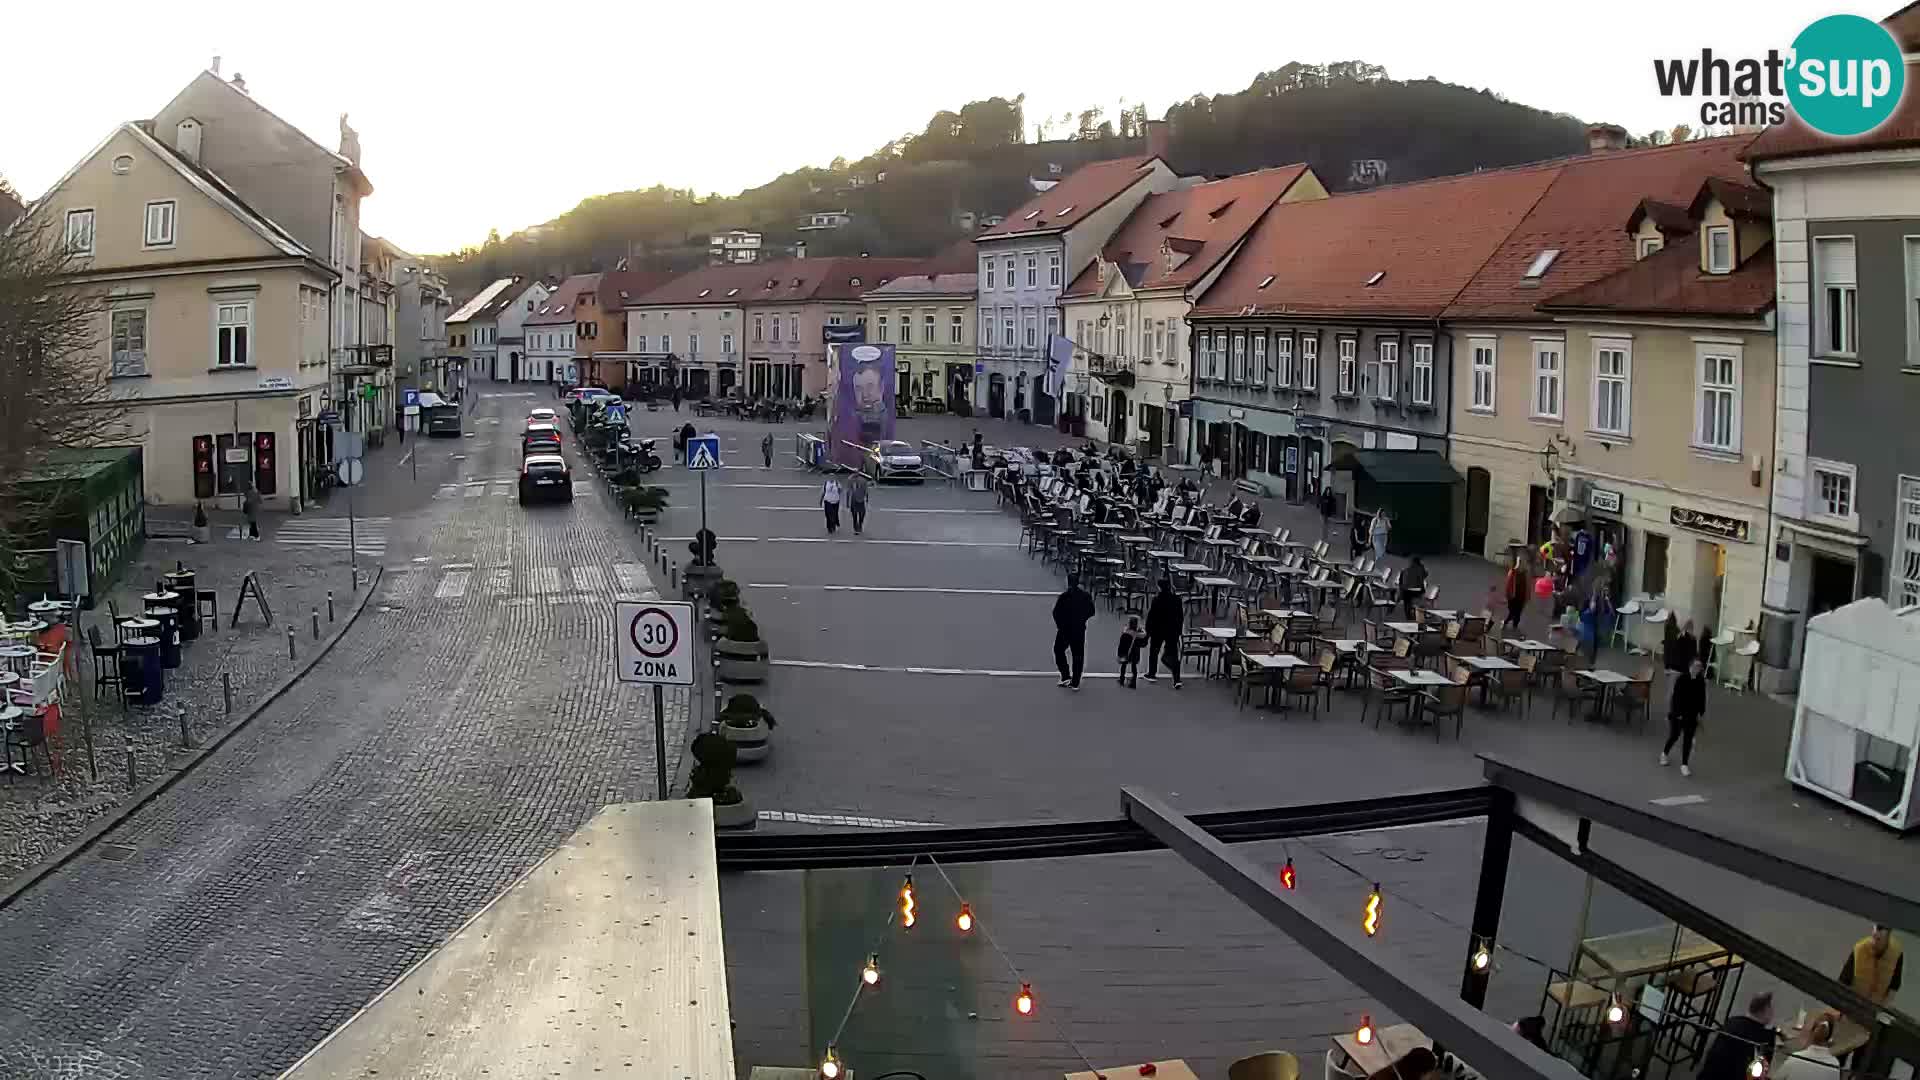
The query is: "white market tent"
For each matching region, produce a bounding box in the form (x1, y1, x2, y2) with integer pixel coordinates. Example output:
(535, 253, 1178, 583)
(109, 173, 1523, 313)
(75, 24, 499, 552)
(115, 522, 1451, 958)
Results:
(1787, 597, 1920, 830)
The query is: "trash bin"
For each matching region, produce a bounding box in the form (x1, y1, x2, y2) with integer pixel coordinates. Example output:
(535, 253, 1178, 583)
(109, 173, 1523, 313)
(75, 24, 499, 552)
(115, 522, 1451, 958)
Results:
(149, 606, 180, 669)
(163, 571, 198, 642)
(123, 635, 163, 705)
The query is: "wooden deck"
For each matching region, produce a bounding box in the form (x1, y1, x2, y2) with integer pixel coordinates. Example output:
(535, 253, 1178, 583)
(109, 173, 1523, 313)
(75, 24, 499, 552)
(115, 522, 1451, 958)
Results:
(280, 799, 733, 1078)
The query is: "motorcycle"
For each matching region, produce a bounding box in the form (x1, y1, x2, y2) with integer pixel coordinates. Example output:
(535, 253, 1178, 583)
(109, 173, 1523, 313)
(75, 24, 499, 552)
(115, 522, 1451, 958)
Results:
(636, 438, 663, 473)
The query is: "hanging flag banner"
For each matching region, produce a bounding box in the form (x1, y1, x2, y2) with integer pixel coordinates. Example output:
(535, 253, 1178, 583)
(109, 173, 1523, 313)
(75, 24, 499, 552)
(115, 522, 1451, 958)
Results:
(829, 343, 895, 469)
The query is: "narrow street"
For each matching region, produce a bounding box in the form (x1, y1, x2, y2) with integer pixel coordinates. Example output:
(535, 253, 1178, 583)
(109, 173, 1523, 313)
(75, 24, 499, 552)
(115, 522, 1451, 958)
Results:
(0, 391, 687, 1079)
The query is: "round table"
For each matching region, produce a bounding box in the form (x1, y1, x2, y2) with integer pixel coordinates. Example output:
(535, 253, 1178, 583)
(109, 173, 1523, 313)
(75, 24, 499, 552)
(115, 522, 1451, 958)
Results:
(0, 643, 35, 676)
(0, 703, 24, 774)
(162, 572, 198, 641)
(26, 600, 71, 618)
(121, 636, 164, 705)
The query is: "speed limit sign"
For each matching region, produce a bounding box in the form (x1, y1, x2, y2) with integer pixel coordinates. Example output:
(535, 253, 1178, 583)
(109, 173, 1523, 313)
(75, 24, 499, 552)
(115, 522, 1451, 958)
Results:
(616, 600, 694, 685)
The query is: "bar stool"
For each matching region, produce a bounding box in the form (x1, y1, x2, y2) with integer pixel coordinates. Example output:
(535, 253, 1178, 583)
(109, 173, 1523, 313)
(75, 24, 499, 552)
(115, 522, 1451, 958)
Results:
(197, 589, 220, 633)
(1608, 598, 1643, 652)
(86, 626, 127, 705)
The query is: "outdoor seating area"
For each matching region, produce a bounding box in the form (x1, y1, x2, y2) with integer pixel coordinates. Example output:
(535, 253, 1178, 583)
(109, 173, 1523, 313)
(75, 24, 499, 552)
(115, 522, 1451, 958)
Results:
(0, 597, 77, 780)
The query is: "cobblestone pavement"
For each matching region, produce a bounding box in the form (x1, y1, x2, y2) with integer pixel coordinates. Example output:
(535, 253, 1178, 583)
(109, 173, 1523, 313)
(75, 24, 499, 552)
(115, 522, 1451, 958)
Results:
(0, 389, 689, 1080)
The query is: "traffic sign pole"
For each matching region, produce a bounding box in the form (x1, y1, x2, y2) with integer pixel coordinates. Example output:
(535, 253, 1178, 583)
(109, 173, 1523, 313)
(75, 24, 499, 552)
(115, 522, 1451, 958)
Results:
(653, 683, 667, 800)
(699, 471, 708, 561)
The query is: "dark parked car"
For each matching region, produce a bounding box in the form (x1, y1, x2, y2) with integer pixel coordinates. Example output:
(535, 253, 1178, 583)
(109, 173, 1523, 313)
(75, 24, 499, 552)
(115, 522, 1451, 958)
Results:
(424, 402, 462, 437)
(518, 454, 573, 504)
(522, 422, 562, 456)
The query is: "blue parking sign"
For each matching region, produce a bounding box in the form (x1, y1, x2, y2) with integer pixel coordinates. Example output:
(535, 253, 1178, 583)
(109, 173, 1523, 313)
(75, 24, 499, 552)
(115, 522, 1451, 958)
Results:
(686, 434, 722, 470)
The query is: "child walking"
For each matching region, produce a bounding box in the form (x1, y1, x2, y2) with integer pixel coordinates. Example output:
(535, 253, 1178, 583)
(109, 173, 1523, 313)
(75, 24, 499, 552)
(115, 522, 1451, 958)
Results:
(1116, 615, 1145, 688)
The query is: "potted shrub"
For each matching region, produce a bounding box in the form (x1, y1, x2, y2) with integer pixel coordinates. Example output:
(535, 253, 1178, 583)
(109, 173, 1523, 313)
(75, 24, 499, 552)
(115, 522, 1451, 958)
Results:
(622, 484, 668, 522)
(706, 578, 741, 625)
(718, 692, 776, 762)
(686, 732, 755, 829)
(716, 606, 769, 683)
(192, 502, 211, 544)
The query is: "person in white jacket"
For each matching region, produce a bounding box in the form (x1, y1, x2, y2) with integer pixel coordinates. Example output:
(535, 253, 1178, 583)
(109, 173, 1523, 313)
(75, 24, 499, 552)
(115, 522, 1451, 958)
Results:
(821, 475, 844, 534)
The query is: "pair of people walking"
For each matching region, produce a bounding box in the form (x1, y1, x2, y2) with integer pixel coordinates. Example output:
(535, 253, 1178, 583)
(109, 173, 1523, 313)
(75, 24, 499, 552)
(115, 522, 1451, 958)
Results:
(1050, 577, 1185, 690)
(820, 471, 870, 535)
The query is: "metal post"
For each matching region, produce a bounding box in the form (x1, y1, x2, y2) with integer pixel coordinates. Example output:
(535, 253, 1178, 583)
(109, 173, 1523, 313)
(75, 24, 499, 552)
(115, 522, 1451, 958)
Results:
(125, 735, 137, 790)
(327, 590, 335, 622)
(312, 607, 321, 640)
(669, 564, 678, 591)
(652, 683, 668, 801)
(180, 708, 192, 749)
(223, 672, 233, 714)
(698, 470, 709, 563)
(347, 462, 359, 584)
(1460, 790, 1515, 1008)
(287, 626, 296, 661)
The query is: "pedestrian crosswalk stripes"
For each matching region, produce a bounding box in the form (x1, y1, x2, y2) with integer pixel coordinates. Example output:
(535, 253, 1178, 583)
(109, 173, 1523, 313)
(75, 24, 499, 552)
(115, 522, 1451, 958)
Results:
(570, 565, 605, 591)
(612, 563, 648, 595)
(431, 480, 594, 499)
(528, 567, 562, 595)
(413, 561, 656, 603)
(434, 570, 470, 599)
(267, 516, 392, 556)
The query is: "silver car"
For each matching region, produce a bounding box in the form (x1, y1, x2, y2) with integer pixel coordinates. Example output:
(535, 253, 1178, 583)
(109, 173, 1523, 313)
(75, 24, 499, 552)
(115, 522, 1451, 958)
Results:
(864, 439, 925, 482)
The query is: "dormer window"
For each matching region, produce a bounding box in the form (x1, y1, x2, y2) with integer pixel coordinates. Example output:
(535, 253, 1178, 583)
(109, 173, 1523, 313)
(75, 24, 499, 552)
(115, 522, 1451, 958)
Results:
(1705, 226, 1733, 274)
(726, 288, 739, 296)
(1056, 205, 1075, 216)
(1208, 200, 1236, 220)
(698, 288, 711, 298)
(850, 277, 861, 287)
(1523, 249, 1561, 280)
(791, 277, 802, 287)
(1364, 271, 1385, 287)
(1637, 236, 1663, 260)
(1258, 275, 1275, 289)
(1158, 212, 1179, 229)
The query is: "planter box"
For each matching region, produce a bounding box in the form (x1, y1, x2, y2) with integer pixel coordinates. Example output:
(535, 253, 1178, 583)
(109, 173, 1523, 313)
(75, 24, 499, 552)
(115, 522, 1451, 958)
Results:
(710, 793, 757, 830)
(683, 563, 724, 598)
(716, 636, 768, 683)
(722, 717, 771, 762)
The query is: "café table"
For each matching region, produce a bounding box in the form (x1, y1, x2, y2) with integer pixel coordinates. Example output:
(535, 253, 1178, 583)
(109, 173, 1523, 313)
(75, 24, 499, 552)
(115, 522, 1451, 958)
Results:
(1332, 1023, 1432, 1079)
(1146, 549, 1185, 571)
(1389, 669, 1454, 688)
(1423, 608, 1461, 623)
(1199, 536, 1240, 566)
(26, 599, 72, 620)
(1457, 654, 1521, 705)
(0, 644, 36, 677)
(1193, 575, 1238, 615)
(0, 703, 24, 774)
(1242, 651, 1308, 710)
(1067, 1064, 1199, 1080)
(1575, 668, 1632, 720)
(1168, 561, 1212, 589)
(1, 620, 49, 639)
(1384, 621, 1423, 638)
(1502, 637, 1556, 657)
(1578, 925, 1728, 994)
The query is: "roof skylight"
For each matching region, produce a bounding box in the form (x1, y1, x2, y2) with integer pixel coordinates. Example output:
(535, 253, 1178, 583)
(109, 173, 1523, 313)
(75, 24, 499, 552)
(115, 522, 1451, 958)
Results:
(1023, 210, 1041, 220)
(698, 288, 711, 297)
(1055, 205, 1075, 216)
(1523, 249, 1561, 279)
(726, 288, 739, 296)
(1258, 275, 1275, 289)
(1365, 271, 1385, 287)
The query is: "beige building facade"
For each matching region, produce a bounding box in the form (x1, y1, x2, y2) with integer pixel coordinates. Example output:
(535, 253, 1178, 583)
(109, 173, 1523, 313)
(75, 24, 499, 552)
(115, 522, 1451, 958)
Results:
(862, 271, 978, 407)
(33, 122, 337, 510)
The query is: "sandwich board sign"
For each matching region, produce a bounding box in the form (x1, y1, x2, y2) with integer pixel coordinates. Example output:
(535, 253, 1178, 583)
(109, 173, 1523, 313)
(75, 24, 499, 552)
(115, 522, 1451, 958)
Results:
(617, 600, 694, 685)
(686, 434, 721, 470)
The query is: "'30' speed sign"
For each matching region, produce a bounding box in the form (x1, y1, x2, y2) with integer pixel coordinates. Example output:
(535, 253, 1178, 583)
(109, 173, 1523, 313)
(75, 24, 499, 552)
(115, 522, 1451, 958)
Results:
(616, 600, 694, 685)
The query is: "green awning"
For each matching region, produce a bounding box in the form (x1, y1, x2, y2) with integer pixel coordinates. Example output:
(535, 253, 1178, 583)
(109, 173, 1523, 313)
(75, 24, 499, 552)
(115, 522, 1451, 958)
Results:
(1336, 449, 1462, 486)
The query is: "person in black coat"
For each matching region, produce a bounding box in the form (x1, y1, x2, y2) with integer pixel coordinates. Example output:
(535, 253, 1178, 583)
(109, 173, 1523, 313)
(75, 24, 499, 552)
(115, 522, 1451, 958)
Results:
(1664, 618, 1699, 675)
(1663, 658, 1708, 776)
(1699, 993, 1777, 1080)
(1143, 578, 1186, 688)
(1051, 575, 1097, 689)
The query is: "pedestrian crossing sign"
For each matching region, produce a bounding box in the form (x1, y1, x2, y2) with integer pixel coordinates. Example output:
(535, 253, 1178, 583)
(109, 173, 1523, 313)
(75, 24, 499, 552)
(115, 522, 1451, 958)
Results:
(686, 434, 721, 470)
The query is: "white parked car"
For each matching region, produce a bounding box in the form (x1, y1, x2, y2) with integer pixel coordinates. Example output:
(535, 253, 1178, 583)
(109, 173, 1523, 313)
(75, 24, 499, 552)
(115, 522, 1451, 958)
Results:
(862, 440, 925, 482)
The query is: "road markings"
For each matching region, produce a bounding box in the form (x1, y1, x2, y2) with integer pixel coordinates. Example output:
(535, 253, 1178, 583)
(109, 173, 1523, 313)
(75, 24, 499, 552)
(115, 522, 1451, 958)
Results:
(464, 482, 488, 498)
(271, 516, 391, 556)
(747, 584, 1054, 596)
(1649, 794, 1710, 807)
(570, 565, 606, 591)
(772, 659, 1118, 678)
(434, 571, 470, 599)
(612, 563, 650, 594)
(487, 568, 513, 595)
(753, 506, 999, 515)
(528, 567, 562, 594)
(759, 810, 945, 828)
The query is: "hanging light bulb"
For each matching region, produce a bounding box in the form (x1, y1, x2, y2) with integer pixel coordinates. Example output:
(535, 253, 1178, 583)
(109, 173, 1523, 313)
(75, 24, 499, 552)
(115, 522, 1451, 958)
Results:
(1014, 982, 1035, 1016)
(1606, 996, 1627, 1025)
(1362, 884, 1382, 937)
(861, 953, 881, 987)
(1357, 1015, 1375, 1046)
(1747, 1051, 1767, 1078)
(1471, 940, 1492, 972)
(955, 902, 974, 933)
(1280, 858, 1297, 891)
(899, 873, 916, 929)
(819, 1045, 842, 1078)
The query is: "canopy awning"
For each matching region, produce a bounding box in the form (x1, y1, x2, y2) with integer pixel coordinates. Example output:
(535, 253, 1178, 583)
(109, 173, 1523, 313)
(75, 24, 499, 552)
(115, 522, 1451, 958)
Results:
(1334, 449, 1461, 486)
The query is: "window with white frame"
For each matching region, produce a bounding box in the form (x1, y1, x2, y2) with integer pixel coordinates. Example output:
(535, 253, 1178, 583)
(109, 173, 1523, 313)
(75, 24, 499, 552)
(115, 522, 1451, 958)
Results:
(1251, 334, 1267, 386)
(1115, 320, 1127, 358)
(770, 316, 780, 342)
(1273, 334, 1292, 387)
(1230, 333, 1247, 383)
(1004, 260, 1015, 289)
(1638, 235, 1663, 259)
(1299, 335, 1318, 390)
(1024, 311, 1038, 349)
(1808, 458, 1857, 529)
(1705, 226, 1733, 274)
(1337, 338, 1356, 394)
(1531, 340, 1562, 419)
(110, 308, 148, 377)
(722, 332, 734, 356)
(1201, 332, 1218, 380)
(1045, 310, 1058, 348)
(1026, 255, 1037, 286)
(1411, 341, 1434, 405)
(1694, 344, 1742, 452)
(1049, 252, 1062, 286)
(215, 300, 252, 367)
(903, 312, 917, 344)
(981, 311, 993, 349)
(1002, 312, 1015, 348)
(950, 311, 963, 344)
(143, 200, 176, 248)
(662, 333, 672, 353)
(789, 315, 799, 341)
(64, 209, 94, 255)
(1815, 237, 1857, 357)
(981, 257, 993, 288)
(688, 332, 699, 356)
(753, 314, 764, 341)
(876, 315, 890, 342)
(924, 313, 935, 343)
(1592, 339, 1630, 435)
(1896, 476, 1920, 607)
(1375, 339, 1399, 400)
(1469, 338, 1496, 411)
(1154, 320, 1166, 359)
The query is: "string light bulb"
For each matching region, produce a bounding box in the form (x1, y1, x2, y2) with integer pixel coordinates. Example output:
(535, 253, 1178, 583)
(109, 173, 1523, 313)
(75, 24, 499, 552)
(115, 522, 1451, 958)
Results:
(1280, 858, 1297, 891)
(819, 1045, 842, 1078)
(899, 873, 916, 929)
(1747, 1051, 1767, 1078)
(1471, 940, 1492, 972)
(1014, 982, 1035, 1016)
(1606, 996, 1627, 1025)
(1363, 884, 1383, 937)
(1357, 1015, 1375, 1045)
(860, 953, 881, 987)
(955, 902, 974, 933)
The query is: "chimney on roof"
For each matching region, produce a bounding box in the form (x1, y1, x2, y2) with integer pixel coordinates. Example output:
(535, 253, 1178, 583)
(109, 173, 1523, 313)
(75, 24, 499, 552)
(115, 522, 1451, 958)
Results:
(1145, 120, 1171, 161)
(795, 241, 807, 260)
(210, 55, 221, 76)
(230, 72, 247, 94)
(175, 118, 203, 165)
(1587, 123, 1628, 153)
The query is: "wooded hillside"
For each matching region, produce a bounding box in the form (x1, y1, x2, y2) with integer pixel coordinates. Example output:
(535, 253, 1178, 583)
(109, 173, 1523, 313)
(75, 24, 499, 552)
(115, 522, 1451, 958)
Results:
(433, 62, 1590, 297)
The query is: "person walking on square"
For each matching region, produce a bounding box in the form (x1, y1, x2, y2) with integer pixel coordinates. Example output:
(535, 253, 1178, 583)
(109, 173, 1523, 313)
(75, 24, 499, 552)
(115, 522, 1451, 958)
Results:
(761, 432, 774, 469)
(1051, 574, 1096, 689)
(846, 469, 871, 535)
(1319, 486, 1337, 540)
(1399, 555, 1429, 620)
(1143, 577, 1185, 689)
(1116, 615, 1145, 688)
(1199, 441, 1215, 479)
(821, 474, 844, 534)
(1370, 507, 1391, 563)
(242, 479, 262, 540)
(1662, 658, 1707, 776)
(1502, 555, 1530, 634)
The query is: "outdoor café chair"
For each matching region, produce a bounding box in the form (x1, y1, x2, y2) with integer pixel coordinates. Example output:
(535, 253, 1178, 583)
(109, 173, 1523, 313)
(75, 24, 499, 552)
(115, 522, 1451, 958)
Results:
(1419, 677, 1471, 740)
(1613, 675, 1654, 730)
(85, 626, 126, 706)
(1489, 665, 1532, 715)
(1235, 652, 1279, 711)
(1413, 630, 1450, 670)
(4, 709, 51, 778)
(1550, 667, 1604, 724)
(1282, 665, 1321, 715)
(1312, 649, 1341, 708)
(1361, 665, 1417, 729)
(1180, 630, 1219, 678)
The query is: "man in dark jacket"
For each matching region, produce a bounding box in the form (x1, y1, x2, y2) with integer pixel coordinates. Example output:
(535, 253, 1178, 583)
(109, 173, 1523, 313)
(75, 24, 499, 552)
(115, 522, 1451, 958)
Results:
(1699, 993, 1777, 1080)
(1052, 575, 1097, 689)
(1662, 658, 1708, 776)
(1143, 578, 1185, 689)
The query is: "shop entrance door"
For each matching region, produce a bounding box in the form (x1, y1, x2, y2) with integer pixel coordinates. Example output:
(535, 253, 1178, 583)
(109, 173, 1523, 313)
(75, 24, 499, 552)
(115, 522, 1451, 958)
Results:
(1692, 540, 1726, 631)
(1527, 485, 1552, 547)
(1464, 468, 1491, 556)
(1810, 554, 1857, 618)
(988, 375, 1006, 418)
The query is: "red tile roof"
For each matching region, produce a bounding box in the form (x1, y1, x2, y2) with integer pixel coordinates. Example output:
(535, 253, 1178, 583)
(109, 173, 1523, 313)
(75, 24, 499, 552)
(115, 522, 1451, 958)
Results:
(973, 156, 1162, 241)
(1745, 59, 1920, 162)
(599, 269, 679, 307)
(1538, 240, 1775, 318)
(625, 263, 777, 307)
(1887, 1, 1920, 49)
(626, 258, 921, 307)
(526, 273, 600, 326)
(1061, 164, 1313, 299)
(1191, 164, 1563, 319)
(1443, 135, 1755, 320)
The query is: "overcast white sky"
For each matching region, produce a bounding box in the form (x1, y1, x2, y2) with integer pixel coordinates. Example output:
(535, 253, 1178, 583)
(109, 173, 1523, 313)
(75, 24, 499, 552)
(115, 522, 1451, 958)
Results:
(1, 0, 1821, 255)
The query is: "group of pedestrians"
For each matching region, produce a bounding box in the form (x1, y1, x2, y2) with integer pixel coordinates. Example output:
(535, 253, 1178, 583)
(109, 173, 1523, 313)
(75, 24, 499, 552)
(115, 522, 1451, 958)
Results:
(819, 470, 870, 535)
(1050, 575, 1187, 690)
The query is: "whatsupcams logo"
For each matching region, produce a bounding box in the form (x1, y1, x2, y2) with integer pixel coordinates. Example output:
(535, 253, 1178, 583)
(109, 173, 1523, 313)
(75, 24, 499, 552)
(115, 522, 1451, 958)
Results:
(1653, 14, 1906, 136)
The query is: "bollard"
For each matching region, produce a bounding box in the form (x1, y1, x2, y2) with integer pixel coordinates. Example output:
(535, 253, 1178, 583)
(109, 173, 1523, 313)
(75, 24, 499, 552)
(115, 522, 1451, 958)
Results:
(670, 565, 678, 591)
(312, 607, 321, 641)
(223, 671, 233, 715)
(125, 735, 137, 791)
(287, 626, 296, 661)
(180, 708, 192, 750)
(327, 591, 335, 622)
